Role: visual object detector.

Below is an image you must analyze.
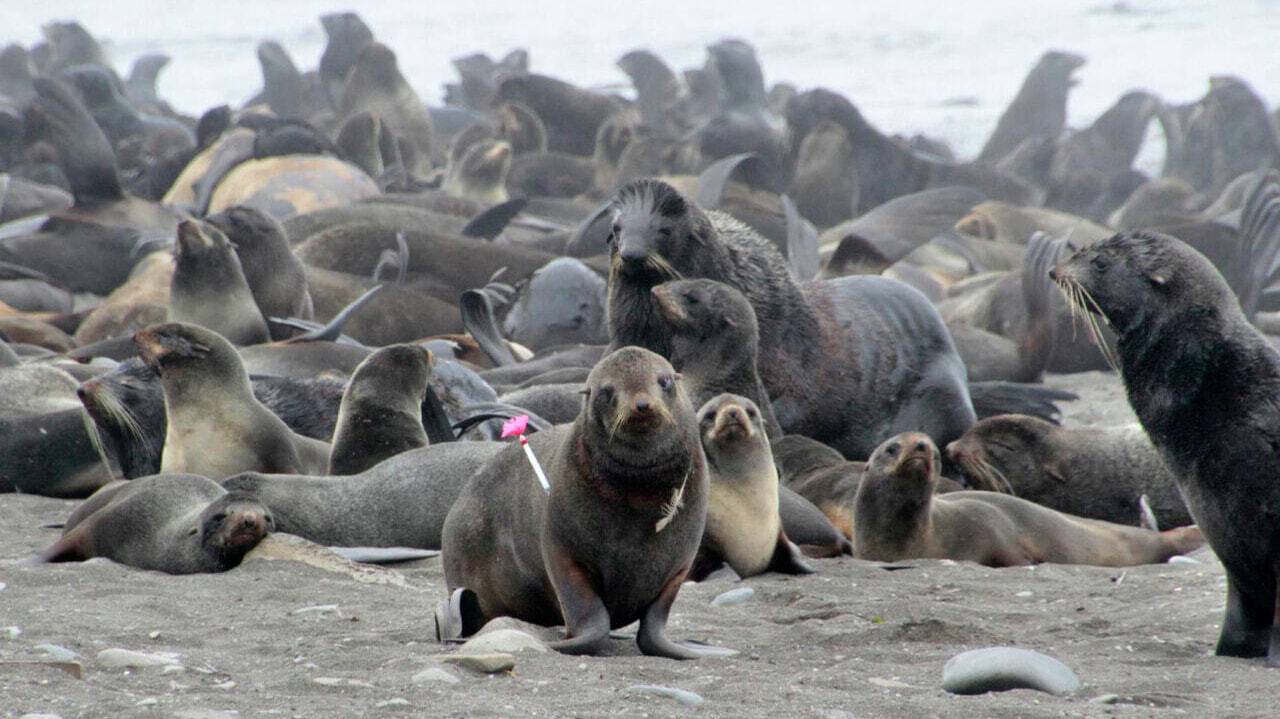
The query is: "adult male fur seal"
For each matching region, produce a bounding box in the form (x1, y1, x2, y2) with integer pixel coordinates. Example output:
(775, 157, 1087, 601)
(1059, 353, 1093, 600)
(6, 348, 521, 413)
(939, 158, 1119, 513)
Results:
(441, 347, 725, 659)
(1052, 230, 1280, 664)
(134, 322, 330, 478)
(694, 393, 812, 579)
(853, 432, 1202, 567)
(38, 473, 273, 574)
(605, 178, 975, 459)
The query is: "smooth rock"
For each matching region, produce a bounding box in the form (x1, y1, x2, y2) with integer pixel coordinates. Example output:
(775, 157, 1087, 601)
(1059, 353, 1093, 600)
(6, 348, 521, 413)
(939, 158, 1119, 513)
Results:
(626, 684, 704, 707)
(441, 653, 515, 674)
(1090, 693, 1121, 704)
(411, 667, 461, 684)
(376, 698, 411, 708)
(34, 645, 77, 661)
(711, 587, 756, 607)
(461, 629, 548, 654)
(942, 647, 1080, 696)
(3, 625, 20, 638)
(19, 714, 63, 719)
(1167, 555, 1201, 565)
(96, 648, 182, 669)
(173, 711, 239, 719)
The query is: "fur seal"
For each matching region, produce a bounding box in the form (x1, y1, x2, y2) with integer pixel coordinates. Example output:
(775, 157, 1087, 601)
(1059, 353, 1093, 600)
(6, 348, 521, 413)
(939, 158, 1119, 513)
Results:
(853, 432, 1202, 567)
(650, 278, 780, 437)
(134, 322, 330, 478)
(205, 205, 314, 336)
(205, 154, 381, 220)
(337, 42, 435, 174)
(1052, 230, 1280, 663)
(169, 218, 270, 346)
(441, 347, 724, 658)
(977, 51, 1085, 165)
(38, 473, 273, 574)
(328, 344, 433, 475)
(222, 442, 503, 549)
(502, 257, 608, 351)
(605, 179, 979, 459)
(694, 394, 812, 579)
(946, 414, 1192, 528)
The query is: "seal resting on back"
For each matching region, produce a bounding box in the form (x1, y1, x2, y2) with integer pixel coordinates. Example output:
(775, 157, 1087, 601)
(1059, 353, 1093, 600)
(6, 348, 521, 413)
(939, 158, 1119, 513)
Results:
(606, 178, 975, 459)
(853, 432, 1202, 567)
(1052, 230, 1280, 664)
(441, 347, 727, 659)
(38, 474, 273, 574)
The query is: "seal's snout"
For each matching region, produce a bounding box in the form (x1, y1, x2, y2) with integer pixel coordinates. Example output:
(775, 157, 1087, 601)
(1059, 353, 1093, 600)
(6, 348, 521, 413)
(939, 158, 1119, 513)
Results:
(710, 402, 753, 442)
(633, 394, 652, 413)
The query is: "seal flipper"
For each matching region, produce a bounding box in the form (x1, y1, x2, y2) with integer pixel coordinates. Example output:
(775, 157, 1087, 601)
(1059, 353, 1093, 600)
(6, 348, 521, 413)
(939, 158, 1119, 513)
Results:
(1013, 231, 1066, 381)
(968, 381, 1078, 424)
(27, 77, 123, 204)
(1231, 168, 1280, 320)
(37, 525, 93, 563)
(278, 284, 383, 344)
(460, 287, 517, 367)
(766, 530, 816, 575)
(694, 152, 767, 209)
(636, 566, 735, 659)
(461, 198, 528, 240)
(782, 194, 820, 281)
(820, 187, 986, 277)
(544, 545, 612, 656)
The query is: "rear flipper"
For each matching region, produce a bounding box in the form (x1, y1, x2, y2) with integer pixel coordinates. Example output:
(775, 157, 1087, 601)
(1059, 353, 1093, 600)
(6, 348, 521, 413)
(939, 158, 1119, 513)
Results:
(766, 531, 816, 574)
(969, 381, 1078, 424)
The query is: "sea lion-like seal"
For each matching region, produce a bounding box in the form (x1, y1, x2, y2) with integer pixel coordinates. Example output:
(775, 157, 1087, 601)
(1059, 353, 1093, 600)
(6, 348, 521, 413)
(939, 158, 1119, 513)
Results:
(441, 347, 723, 658)
(205, 205, 314, 335)
(853, 432, 1202, 567)
(650, 277, 780, 437)
(38, 473, 273, 574)
(223, 442, 503, 549)
(977, 51, 1085, 165)
(694, 394, 812, 579)
(169, 218, 270, 346)
(605, 179, 978, 459)
(946, 414, 1193, 528)
(337, 42, 435, 175)
(328, 344, 433, 476)
(1051, 230, 1280, 663)
(134, 322, 330, 478)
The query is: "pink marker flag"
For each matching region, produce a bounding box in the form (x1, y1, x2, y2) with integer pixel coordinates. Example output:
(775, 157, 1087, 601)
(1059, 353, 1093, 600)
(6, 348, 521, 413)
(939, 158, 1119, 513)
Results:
(500, 414, 550, 494)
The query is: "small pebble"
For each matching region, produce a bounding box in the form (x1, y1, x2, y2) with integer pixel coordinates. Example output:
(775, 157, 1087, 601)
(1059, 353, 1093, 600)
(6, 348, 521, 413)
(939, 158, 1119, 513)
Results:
(135, 699, 158, 707)
(19, 714, 62, 719)
(710, 587, 756, 607)
(626, 684, 704, 707)
(376, 698, 411, 708)
(3, 626, 21, 639)
(461, 629, 547, 654)
(411, 667, 460, 684)
(942, 647, 1080, 696)
(34, 645, 76, 661)
(442, 653, 515, 674)
(1167, 555, 1200, 565)
(1015, 591, 1033, 598)
(291, 604, 339, 616)
(1090, 693, 1121, 704)
(96, 648, 181, 669)
(313, 677, 344, 687)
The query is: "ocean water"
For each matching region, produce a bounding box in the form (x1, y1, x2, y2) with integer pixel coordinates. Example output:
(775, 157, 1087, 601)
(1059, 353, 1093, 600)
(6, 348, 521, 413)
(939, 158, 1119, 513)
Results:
(3, 0, 1278, 162)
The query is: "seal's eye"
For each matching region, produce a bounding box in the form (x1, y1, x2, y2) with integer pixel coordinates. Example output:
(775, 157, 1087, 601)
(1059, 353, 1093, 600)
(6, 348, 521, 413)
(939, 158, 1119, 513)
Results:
(599, 386, 615, 403)
(658, 375, 675, 393)
(1091, 255, 1110, 272)
(658, 227, 673, 238)
(885, 443, 900, 457)
(745, 406, 757, 419)
(683, 292, 699, 305)
(211, 512, 227, 524)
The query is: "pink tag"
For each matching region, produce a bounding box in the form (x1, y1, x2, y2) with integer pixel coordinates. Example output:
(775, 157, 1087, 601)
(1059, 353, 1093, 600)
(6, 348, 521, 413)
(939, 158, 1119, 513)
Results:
(500, 414, 529, 438)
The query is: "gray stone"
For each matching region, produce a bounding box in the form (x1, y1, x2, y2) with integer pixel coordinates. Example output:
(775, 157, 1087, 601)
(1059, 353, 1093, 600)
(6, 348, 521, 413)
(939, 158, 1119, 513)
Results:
(626, 684, 704, 707)
(96, 648, 182, 669)
(942, 647, 1080, 696)
(34, 645, 76, 662)
(1167, 555, 1201, 565)
(375, 698, 411, 708)
(1090, 693, 1121, 704)
(411, 667, 460, 684)
(441, 653, 515, 674)
(711, 587, 756, 607)
(19, 714, 63, 719)
(461, 629, 548, 654)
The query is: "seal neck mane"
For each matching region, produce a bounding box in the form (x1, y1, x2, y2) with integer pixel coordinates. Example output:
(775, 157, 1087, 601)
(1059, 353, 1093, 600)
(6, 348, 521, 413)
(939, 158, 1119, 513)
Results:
(576, 419, 694, 501)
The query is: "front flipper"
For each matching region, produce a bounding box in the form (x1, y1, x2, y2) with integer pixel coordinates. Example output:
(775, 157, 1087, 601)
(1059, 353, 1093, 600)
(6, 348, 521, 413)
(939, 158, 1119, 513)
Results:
(1216, 573, 1272, 659)
(637, 566, 736, 660)
(544, 544, 611, 655)
(766, 531, 816, 575)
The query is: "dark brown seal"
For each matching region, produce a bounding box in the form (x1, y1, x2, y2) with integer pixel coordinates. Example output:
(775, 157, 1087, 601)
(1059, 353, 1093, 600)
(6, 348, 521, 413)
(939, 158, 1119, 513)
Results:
(168, 218, 270, 346)
(946, 414, 1193, 528)
(1052, 230, 1280, 663)
(328, 344, 434, 476)
(853, 432, 1203, 567)
(38, 473, 273, 574)
(441, 346, 725, 658)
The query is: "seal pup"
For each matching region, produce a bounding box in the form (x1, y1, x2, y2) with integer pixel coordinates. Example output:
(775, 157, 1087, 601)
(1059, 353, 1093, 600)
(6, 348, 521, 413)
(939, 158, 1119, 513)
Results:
(134, 322, 330, 478)
(328, 344, 434, 476)
(694, 393, 812, 579)
(853, 432, 1202, 567)
(38, 473, 273, 574)
(946, 414, 1193, 528)
(168, 218, 270, 346)
(442, 347, 725, 659)
(1052, 230, 1280, 663)
(205, 205, 314, 337)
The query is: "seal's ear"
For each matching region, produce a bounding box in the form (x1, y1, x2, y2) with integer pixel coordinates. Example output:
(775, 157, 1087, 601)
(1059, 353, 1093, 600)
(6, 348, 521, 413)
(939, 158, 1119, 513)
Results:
(578, 387, 590, 396)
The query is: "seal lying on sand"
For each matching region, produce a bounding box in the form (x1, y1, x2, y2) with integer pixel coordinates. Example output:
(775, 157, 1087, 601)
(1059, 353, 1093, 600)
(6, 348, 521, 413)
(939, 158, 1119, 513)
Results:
(1052, 230, 1280, 664)
(853, 432, 1202, 567)
(441, 347, 728, 659)
(38, 473, 273, 574)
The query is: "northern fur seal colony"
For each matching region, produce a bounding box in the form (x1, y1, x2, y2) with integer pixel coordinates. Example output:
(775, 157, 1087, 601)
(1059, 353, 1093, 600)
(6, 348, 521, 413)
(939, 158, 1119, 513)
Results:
(2, 14, 1280, 695)
(1053, 229, 1280, 664)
